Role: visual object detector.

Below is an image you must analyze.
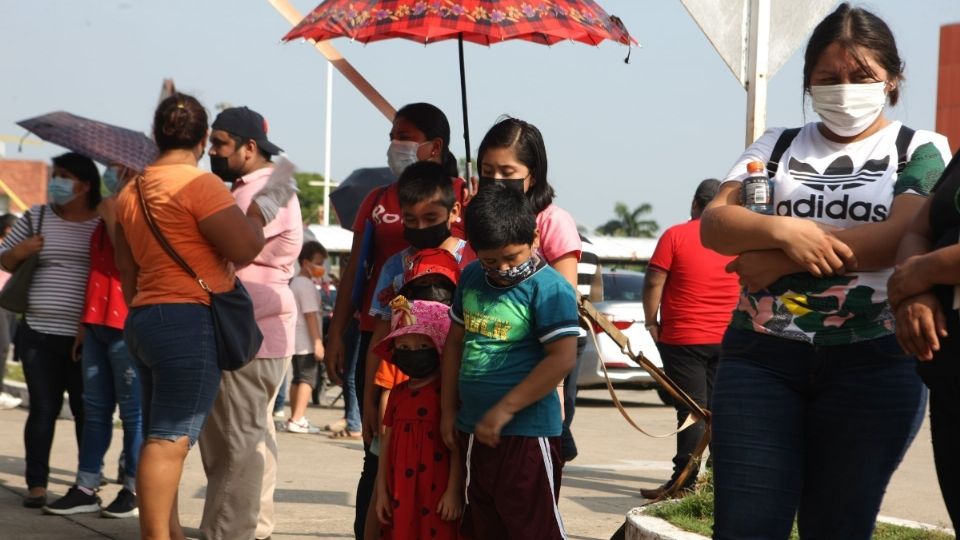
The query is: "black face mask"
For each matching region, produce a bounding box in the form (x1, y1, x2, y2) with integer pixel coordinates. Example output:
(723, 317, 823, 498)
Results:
(403, 221, 451, 250)
(478, 176, 525, 193)
(391, 348, 440, 379)
(209, 155, 237, 182)
(400, 283, 455, 305)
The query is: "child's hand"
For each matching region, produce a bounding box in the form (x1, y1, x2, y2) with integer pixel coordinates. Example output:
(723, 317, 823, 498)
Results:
(441, 409, 458, 451)
(436, 486, 464, 522)
(475, 405, 514, 448)
(375, 483, 393, 525)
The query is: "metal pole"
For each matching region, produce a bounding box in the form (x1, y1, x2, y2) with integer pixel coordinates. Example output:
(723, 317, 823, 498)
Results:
(745, 0, 770, 147)
(458, 34, 472, 181)
(323, 62, 333, 226)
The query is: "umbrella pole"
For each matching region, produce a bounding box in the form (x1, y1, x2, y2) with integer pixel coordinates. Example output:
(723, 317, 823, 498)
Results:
(458, 33, 473, 182)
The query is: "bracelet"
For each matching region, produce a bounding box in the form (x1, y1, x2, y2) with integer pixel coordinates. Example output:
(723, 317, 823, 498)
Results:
(645, 323, 658, 329)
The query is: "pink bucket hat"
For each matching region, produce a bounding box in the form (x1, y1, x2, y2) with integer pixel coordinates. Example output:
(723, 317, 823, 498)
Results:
(373, 296, 451, 359)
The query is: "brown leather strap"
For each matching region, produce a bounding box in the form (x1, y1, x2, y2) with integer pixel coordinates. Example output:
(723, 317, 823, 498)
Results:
(135, 175, 210, 292)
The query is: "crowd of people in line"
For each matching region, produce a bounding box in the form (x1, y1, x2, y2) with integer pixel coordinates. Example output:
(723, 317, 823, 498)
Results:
(2, 3, 960, 540)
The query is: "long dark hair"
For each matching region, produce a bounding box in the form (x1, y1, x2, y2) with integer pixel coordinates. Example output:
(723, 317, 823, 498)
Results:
(477, 117, 555, 215)
(804, 3, 904, 105)
(395, 103, 459, 178)
(153, 93, 209, 152)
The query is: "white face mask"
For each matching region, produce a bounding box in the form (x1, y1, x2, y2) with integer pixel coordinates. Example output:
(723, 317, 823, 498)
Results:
(387, 140, 427, 177)
(810, 82, 887, 137)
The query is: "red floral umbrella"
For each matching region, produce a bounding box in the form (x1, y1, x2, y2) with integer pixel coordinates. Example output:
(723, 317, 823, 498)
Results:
(283, 0, 635, 176)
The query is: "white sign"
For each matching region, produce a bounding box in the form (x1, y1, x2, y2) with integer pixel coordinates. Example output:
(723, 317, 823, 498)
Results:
(680, 0, 837, 87)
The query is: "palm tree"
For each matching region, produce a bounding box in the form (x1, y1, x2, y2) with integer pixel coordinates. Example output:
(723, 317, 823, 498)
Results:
(596, 202, 659, 238)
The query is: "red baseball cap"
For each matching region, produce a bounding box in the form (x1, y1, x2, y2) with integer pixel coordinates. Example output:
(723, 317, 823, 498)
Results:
(402, 248, 460, 288)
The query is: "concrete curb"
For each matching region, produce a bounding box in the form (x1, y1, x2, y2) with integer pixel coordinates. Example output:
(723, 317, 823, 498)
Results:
(624, 505, 956, 539)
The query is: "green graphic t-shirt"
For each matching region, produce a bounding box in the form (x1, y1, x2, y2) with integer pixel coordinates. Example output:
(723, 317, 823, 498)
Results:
(451, 259, 580, 437)
(724, 121, 951, 345)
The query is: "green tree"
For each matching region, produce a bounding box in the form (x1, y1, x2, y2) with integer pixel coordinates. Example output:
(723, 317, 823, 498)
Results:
(295, 172, 339, 226)
(595, 202, 659, 238)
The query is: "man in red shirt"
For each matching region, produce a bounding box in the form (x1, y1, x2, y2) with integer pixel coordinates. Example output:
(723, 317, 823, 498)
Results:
(641, 179, 740, 499)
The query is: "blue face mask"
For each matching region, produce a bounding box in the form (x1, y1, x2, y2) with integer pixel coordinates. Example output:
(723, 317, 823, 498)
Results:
(48, 176, 78, 205)
(102, 167, 120, 194)
(483, 254, 539, 285)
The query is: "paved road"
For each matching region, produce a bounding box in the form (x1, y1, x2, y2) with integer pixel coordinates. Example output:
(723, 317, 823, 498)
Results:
(0, 388, 949, 539)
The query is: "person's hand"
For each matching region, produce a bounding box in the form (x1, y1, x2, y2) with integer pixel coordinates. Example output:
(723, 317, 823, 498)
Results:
(725, 251, 789, 292)
(436, 485, 463, 522)
(361, 401, 378, 446)
(779, 219, 856, 277)
(645, 323, 660, 343)
(895, 293, 948, 361)
(71, 335, 84, 363)
(324, 335, 344, 385)
(13, 235, 43, 260)
(475, 404, 514, 448)
(888, 256, 932, 309)
(375, 482, 392, 525)
(252, 156, 299, 224)
(313, 339, 325, 364)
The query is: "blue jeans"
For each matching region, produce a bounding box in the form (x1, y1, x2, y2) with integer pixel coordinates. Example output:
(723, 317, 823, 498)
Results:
(19, 323, 83, 489)
(77, 324, 142, 492)
(125, 304, 221, 446)
(712, 329, 926, 540)
(343, 319, 361, 432)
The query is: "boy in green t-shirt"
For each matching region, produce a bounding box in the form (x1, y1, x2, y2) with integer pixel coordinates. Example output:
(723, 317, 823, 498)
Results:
(441, 184, 579, 539)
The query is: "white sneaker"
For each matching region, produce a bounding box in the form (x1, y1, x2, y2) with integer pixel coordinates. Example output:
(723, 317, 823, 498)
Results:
(286, 417, 320, 434)
(273, 410, 286, 420)
(0, 392, 22, 410)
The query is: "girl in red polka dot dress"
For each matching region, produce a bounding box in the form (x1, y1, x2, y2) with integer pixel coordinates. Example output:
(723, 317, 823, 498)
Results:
(373, 296, 462, 539)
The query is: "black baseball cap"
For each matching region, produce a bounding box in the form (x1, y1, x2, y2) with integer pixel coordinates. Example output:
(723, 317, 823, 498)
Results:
(211, 106, 283, 155)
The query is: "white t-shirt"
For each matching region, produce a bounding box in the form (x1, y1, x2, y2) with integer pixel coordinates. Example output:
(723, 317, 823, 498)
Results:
(724, 121, 951, 345)
(289, 275, 322, 355)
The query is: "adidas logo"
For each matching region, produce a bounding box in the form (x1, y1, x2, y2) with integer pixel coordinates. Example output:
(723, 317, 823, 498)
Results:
(776, 194, 887, 222)
(789, 154, 889, 192)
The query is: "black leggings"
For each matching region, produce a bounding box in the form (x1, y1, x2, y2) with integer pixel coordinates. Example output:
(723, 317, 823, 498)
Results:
(920, 372, 960, 530)
(19, 323, 83, 489)
(353, 330, 375, 539)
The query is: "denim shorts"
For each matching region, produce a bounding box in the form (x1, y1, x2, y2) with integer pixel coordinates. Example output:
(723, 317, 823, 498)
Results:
(124, 304, 221, 446)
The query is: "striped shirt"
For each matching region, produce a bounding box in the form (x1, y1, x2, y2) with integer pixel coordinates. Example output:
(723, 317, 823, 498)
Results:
(0, 204, 99, 336)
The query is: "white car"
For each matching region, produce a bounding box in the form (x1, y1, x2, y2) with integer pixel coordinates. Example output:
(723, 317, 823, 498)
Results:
(576, 269, 672, 404)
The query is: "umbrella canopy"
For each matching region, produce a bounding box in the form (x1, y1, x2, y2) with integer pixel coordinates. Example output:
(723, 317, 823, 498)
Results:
(330, 166, 396, 228)
(18, 111, 158, 171)
(284, 1, 634, 46)
(283, 1, 634, 177)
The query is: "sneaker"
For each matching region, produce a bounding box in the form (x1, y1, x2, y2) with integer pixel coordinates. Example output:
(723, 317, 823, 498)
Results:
(43, 486, 101, 515)
(0, 392, 22, 410)
(273, 409, 286, 420)
(101, 488, 138, 518)
(286, 417, 320, 434)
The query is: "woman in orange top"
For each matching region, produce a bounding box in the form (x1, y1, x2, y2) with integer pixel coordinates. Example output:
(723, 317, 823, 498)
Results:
(113, 93, 274, 540)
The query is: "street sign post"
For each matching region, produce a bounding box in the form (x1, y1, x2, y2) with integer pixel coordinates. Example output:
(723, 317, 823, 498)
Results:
(680, 0, 837, 146)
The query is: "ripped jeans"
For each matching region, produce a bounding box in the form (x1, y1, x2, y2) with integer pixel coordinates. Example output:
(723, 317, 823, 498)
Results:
(77, 324, 142, 492)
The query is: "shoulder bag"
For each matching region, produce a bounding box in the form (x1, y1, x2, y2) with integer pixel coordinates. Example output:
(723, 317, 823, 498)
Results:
(0, 205, 46, 314)
(136, 176, 263, 371)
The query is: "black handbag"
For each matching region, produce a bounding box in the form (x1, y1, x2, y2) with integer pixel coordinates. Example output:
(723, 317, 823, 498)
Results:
(136, 176, 263, 371)
(0, 205, 45, 314)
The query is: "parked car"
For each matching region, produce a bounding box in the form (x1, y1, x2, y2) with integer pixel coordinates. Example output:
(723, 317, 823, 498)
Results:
(576, 269, 672, 405)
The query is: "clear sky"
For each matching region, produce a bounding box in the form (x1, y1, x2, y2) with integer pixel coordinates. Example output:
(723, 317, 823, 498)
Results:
(1, 0, 958, 231)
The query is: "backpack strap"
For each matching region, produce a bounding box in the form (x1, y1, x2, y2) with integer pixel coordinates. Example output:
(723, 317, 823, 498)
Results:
(895, 125, 916, 175)
(766, 128, 801, 177)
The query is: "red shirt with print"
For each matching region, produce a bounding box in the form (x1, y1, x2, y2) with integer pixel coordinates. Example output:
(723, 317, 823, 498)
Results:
(648, 218, 739, 345)
(351, 178, 468, 332)
(82, 221, 129, 330)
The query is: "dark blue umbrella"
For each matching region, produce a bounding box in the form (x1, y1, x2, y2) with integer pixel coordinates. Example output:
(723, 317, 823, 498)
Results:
(330, 166, 395, 229)
(18, 111, 158, 171)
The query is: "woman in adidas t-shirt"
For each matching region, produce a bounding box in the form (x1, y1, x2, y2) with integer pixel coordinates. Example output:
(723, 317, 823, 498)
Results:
(700, 4, 951, 538)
